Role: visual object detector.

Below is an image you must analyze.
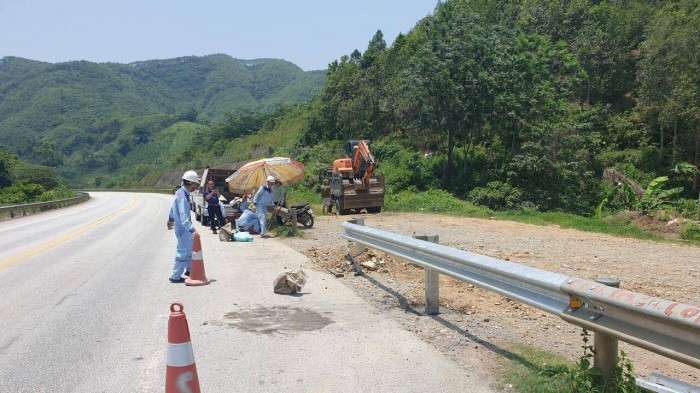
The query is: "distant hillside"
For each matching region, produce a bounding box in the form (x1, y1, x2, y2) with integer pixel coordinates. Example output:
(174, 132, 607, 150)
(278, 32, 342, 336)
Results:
(0, 54, 326, 160)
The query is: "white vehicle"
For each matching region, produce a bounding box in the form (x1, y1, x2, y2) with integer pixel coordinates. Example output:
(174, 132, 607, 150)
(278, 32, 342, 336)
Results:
(190, 168, 238, 226)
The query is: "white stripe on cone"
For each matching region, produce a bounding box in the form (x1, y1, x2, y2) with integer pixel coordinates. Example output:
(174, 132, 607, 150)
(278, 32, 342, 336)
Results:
(192, 250, 203, 260)
(167, 342, 196, 368)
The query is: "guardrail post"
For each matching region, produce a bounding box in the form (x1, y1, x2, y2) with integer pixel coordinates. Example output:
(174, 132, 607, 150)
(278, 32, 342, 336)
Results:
(593, 278, 620, 382)
(348, 218, 366, 254)
(415, 235, 440, 315)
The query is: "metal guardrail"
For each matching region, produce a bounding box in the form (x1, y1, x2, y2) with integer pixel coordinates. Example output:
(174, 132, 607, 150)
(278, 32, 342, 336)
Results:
(78, 188, 175, 194)
(341, 221, 700, 371)
(638, 373, 700, 393)
(0, 189, 175, 219)
(0, 192, 90, 218)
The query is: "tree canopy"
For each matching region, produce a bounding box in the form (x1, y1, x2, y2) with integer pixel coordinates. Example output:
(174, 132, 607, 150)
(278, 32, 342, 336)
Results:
(3, 0, 700, 219)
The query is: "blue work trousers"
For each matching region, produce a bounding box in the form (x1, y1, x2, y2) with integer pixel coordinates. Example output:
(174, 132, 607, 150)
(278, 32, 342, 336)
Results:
(171, 227, 193, 279)
(255, 208, 268, 235)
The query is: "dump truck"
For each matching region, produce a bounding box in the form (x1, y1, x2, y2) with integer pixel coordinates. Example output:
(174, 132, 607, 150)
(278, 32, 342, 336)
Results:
(323, 140, 385, 215)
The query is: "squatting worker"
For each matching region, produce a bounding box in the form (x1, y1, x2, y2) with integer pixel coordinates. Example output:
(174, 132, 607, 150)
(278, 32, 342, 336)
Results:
(204, 180, 226, 234)
(236, 206, 261, 234)
(251, 175, 276, 238)
(167, 170, 201, 283)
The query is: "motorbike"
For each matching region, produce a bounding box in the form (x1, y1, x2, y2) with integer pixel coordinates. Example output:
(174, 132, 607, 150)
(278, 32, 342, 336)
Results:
(274, 203, 314, 228)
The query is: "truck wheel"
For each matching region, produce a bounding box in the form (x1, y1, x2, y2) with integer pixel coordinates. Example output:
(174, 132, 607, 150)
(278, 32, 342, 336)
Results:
(367, 207, 382, 213)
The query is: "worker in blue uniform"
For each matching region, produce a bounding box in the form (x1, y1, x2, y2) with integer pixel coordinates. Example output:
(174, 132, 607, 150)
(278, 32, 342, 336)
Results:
(167, 170, 201, 283)
(252, 175, 276, 238)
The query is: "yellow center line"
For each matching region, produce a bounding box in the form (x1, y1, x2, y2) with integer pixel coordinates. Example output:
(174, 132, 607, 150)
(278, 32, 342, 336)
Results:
(0, 197, 139, 271)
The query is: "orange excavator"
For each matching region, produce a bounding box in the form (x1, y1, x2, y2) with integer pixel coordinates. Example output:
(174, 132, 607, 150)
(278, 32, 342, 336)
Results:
(324, 140, 385, 215)
(332, 140, 377, 190)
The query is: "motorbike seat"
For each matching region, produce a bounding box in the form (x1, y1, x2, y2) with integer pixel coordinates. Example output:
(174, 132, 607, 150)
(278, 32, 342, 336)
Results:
(290, 204, 308, 210)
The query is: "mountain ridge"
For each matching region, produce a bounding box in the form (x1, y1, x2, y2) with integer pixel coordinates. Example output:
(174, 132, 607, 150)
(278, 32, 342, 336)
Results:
(0, 54, 326, 163)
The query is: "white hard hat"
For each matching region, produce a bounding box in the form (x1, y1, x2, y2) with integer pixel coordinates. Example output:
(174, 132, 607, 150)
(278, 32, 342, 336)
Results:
(182, 170, 199, 184)
(266, 175, 276, 183)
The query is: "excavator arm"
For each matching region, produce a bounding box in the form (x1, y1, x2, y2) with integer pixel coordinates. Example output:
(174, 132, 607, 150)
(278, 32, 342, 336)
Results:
(352, 140, 377, 189)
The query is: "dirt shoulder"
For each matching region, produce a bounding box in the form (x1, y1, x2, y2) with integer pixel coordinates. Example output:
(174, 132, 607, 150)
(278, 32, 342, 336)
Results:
(276, 212, 700, 387)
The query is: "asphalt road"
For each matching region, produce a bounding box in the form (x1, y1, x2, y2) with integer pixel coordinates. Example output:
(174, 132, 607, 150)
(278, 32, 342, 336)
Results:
(0, 192, 497, 393)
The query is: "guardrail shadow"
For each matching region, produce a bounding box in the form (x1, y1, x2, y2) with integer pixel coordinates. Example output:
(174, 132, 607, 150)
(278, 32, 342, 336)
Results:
(356, 272, 536, 371)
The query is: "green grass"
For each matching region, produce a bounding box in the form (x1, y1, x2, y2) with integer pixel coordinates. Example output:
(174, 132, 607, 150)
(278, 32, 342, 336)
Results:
(250, 182, 684, 244)
(498, 344, 573, 393)
(491, 210, 664, 242)
(387, 189, 494, 217)
(497, 339, 644, 393)
(384, 190, 672, 243)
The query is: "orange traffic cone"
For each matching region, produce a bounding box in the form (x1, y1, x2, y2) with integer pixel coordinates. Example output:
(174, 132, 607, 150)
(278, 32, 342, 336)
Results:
(185, 237, 210, 286)
(166, 302, 201, 393)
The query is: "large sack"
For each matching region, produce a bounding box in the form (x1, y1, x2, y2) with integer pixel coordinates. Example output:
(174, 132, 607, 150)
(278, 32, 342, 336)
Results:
(273, 269, 307, 294)
(219, 223, 234, 241)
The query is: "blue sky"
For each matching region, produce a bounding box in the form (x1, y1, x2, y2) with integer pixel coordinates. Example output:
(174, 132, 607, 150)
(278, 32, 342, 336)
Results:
(1, 1, 436, 71)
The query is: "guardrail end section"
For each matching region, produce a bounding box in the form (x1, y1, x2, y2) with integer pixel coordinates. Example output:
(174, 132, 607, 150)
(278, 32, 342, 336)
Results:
(637, 373, 700, 393)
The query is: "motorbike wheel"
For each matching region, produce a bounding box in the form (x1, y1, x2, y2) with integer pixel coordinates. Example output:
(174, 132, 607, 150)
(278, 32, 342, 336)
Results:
(301, 215, 314, 228)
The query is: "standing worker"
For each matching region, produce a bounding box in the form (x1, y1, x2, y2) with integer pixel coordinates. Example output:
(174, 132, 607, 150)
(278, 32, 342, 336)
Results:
(204, 180, 226, 234)
(271, 179, 287, 225)
(167, 170, 201, 283)
(252, 175, 276, 238)
(272, 180, 286, 208)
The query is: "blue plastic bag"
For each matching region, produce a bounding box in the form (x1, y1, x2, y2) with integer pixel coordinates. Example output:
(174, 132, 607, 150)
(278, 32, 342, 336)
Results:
(233, 230, 254, 242)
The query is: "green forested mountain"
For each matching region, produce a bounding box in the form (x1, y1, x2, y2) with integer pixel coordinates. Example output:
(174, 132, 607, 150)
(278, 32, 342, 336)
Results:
(0, 54, 325, 179)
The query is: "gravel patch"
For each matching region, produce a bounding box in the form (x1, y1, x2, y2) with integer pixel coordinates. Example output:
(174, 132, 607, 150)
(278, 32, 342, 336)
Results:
(277, 212, 700, 387)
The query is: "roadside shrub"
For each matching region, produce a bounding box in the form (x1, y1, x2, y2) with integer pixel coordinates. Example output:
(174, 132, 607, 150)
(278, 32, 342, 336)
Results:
(468, 181, 523, 210)
(39, 188, 76, 202)
(676, 198, 699, 219)
(679, 222, 700, 241)
(373, 145, 441, 194)
(0, 186, 25, 204)
(0, 181, 44, 204)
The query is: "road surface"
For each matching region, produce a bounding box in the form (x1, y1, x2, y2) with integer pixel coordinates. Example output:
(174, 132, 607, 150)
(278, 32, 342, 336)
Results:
(0, 192, 497, 392)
